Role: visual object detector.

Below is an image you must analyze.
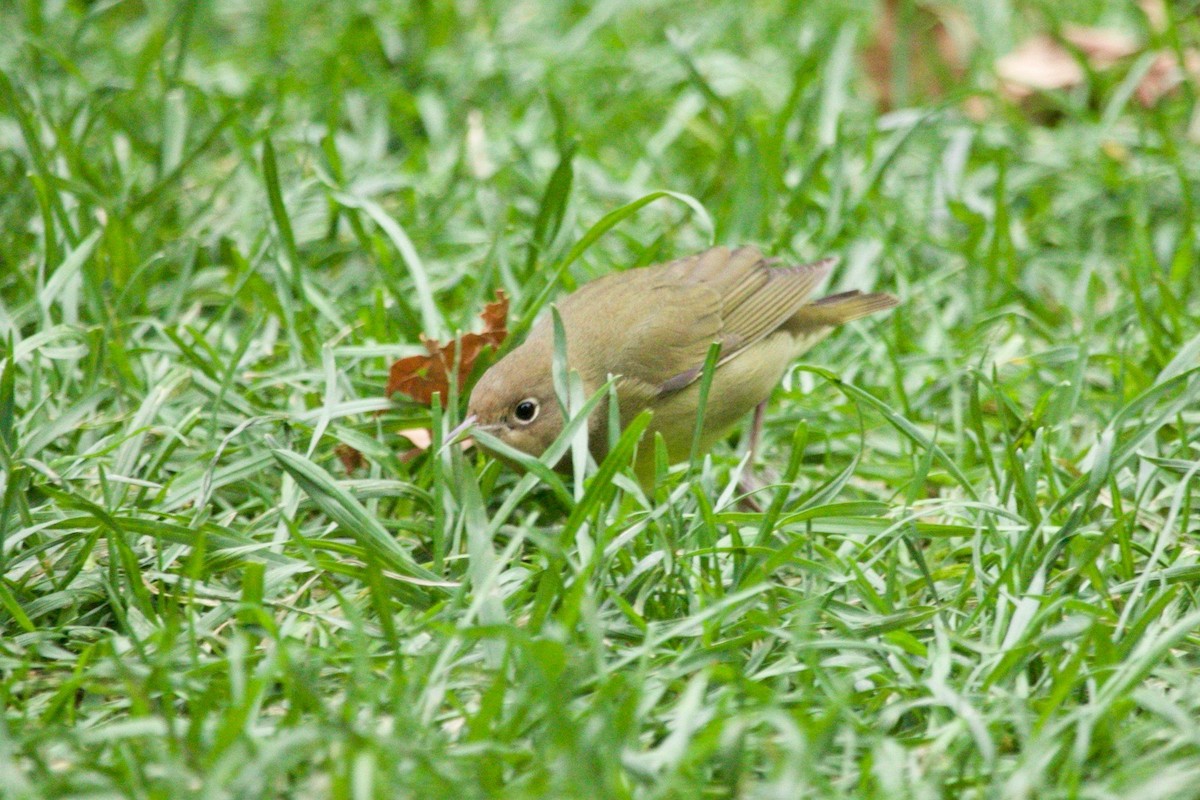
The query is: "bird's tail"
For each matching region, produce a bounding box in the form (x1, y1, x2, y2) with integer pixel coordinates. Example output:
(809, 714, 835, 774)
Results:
(788, 290, 899, 334)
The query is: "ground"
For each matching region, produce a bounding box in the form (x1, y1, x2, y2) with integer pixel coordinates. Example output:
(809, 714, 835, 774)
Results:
(2, 1, 1200, 797)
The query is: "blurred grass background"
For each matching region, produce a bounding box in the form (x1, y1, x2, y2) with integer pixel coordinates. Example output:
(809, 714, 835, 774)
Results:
(2, 0, 1199, 797)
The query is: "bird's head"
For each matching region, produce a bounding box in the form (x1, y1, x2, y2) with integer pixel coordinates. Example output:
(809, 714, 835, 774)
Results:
(466, 346, 563, 458)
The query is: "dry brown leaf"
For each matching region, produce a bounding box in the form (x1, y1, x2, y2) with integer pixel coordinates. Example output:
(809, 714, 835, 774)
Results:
(397, 428, 433, 450)
(1136, 48, 1200, 107)
(335, 443, 365, 473)
(862, 0, 972, 109)
(998, 22, 1196, 110)
(1063, 25, 1139, 68)
(866, 4, 1181, 120)
(386, 292, 505, 460)
(396, 427, 432, 463)
(477, 289, 508, 336)
(962, 94, 993, 122)
(395, 427, 474, 462)
(997, 25, 1139, 101)
(996, 35, 1086, 98)
(386, 289, 509, 405)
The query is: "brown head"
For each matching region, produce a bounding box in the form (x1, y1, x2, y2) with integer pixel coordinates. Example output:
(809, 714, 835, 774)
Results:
(466, 343, 563, 458)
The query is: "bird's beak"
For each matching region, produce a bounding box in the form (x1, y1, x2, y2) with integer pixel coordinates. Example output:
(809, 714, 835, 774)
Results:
(442, 415, 477, 451)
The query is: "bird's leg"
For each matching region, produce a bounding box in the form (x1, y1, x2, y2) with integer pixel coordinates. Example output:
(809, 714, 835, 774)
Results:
(737, 400, 777, 504)
(748, 400, 767, 464)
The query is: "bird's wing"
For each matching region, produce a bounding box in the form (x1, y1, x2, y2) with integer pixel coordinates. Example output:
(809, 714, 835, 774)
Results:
(609, 246, 833, 399)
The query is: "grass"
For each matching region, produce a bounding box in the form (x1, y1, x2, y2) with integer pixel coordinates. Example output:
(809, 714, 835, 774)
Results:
(2, 0, 1200, 797)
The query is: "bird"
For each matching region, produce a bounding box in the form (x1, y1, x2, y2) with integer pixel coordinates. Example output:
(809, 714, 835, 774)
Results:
(466, 245, 898, 488)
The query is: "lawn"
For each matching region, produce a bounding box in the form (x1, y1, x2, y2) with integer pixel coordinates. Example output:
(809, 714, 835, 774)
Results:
(2, 0, 1200, 797)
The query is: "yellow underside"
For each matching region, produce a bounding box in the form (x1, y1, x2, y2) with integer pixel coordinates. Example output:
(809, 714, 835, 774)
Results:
(630, 331, 807, 487)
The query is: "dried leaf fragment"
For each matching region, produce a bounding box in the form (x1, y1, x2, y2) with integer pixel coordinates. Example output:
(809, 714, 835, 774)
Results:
(1062, 25, 1139, 68)
(996, 25, 1138, 100)
(386, 289, 509, 405)
(1136, 48, 1200, 107)
(396, 427, 432, 462)
(397, 428, 433, 450)
(861, 0, 972, 109)
(336, 444, 365, 473)
(393, 426, 473, 463)
(996, 34, 1086, 98)
(997, 23, 1196, 110)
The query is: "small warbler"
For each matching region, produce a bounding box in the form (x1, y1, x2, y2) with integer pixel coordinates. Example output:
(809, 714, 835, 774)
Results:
(467, 245, 897, 486)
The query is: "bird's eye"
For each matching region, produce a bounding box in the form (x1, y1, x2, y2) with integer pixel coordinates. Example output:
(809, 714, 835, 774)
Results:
(513, 399, 539, 423)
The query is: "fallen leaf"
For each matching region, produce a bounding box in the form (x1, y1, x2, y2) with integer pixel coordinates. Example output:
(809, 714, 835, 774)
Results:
(997, 25, 1139, 100)
(997, 23, 1196, 111)
(1063, 25, 1139, 68)
(962, 93, 993, 122)
(996, 35, 1086, 98)
(477, 289, 508, 339)
(395, 427, 474, 462)
(396, 427, 432, 463)
(387, 289, 508, 405)
(1135, 48, 1200, 107)
(861, 0, 972, 109)
(335, 443, 365, 473)
(397, 428, 433, 450)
